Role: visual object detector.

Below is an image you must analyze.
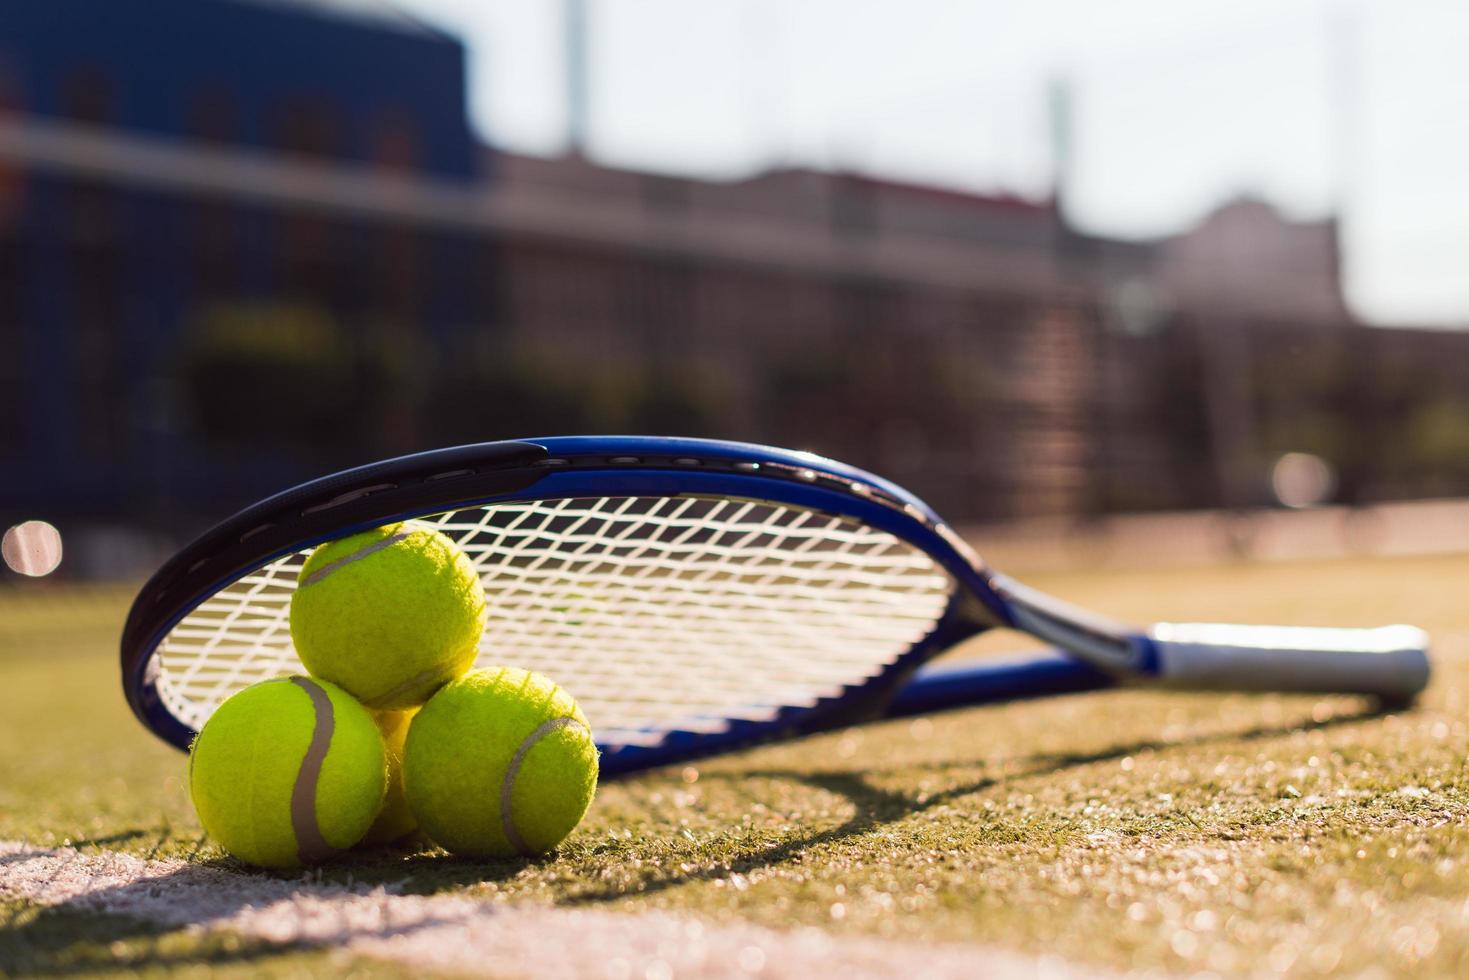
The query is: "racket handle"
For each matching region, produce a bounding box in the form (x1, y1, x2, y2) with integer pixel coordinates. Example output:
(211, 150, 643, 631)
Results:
(1145, 623, 1430, 701)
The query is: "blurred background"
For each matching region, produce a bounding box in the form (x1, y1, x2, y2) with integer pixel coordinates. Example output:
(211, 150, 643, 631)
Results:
(3, 0, 1469, 580)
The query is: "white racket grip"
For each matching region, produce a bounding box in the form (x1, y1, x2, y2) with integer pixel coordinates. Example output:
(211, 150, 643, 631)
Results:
(1146, 623, 1430, 700)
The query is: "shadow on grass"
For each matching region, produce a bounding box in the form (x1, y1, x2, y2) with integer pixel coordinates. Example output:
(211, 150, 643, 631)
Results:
(548, 702, 1394, 906)
(331, 701, 1404, 901)
(0, 902, 314, 977)
(329, 840, 549, 894)
(62, 830, 151, 851)
(329, 703, 1399, 901)
(0, 700, 1398, 974)
(0, 840, 490, 976)
(980, 704, 1395, 774)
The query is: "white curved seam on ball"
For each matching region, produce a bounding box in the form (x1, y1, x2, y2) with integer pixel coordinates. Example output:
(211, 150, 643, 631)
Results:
(500, 716, 589, 856)
(299, 532, 412, 589)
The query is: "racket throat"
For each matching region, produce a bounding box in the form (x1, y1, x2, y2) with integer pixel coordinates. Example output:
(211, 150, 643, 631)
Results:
(986, 573, 1148, 675)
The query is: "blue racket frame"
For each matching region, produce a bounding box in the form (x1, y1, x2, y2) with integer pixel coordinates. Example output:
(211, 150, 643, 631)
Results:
(118, 437, 1131, 774)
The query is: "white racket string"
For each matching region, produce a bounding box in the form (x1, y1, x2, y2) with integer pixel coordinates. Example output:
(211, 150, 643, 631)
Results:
(153, 496, 954, 747)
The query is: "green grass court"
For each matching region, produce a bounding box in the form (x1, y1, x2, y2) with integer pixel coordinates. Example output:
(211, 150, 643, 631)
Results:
(1, 553, 1467, 976)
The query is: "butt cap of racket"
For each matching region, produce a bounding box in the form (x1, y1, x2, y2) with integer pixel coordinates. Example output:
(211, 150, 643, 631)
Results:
(1146, 623, 1430, 705)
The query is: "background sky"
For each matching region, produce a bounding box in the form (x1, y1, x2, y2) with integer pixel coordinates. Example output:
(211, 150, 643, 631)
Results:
(398, 0, 1469, 328)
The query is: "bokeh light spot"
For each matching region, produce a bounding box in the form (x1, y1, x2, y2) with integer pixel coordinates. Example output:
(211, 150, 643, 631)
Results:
(2, 520, 63, 577)
(1271, 453, 1336, 509)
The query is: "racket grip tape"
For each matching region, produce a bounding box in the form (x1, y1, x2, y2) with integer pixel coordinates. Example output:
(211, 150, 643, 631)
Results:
(1144, 623, 1430, 700)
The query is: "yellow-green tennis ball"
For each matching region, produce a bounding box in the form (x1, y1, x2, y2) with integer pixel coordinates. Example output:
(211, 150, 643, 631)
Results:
(359, 708, 418, 846)
(188, 676, 387, 869)
(403, 667, 598, 858)
(289, 522, 486, 709)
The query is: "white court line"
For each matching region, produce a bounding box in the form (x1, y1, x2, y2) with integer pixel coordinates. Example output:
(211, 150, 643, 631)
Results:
(0, 840, 1131, 979)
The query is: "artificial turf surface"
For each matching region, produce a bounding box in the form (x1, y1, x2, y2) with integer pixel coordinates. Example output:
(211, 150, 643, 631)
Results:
(1, 553, 1466, 976)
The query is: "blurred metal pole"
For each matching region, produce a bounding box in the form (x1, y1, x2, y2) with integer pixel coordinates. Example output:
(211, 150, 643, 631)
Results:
(1047, 75, 1074, 225)
(565, 0, 591, 158)
(1048, 74, 1089, 280)
(1328, 0, 1362, 316)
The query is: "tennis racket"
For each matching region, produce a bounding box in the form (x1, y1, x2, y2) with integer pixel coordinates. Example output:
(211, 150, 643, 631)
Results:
(121, 437, 1430, 777)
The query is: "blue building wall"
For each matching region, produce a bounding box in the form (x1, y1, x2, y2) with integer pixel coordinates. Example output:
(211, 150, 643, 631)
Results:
(0, 0, 476, 177)
(0, 0, 489, 535)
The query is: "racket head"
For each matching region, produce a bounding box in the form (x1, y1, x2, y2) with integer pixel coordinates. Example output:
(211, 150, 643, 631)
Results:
(122, 437, 1012, 771)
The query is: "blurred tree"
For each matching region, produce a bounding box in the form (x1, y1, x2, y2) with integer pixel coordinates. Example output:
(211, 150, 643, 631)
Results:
(624, 369, 727, 437)
(422, 350, 594, 445)
(421, 340, 734, 445)
(1403, 399, 1469, 495)
(182, 303, 363, 451)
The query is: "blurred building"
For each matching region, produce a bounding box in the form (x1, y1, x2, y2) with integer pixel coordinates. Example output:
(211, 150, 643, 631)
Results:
(0, 0, 1466, 571)
(0, 0, 475, 176)
(477, 153, 1354, 516)
(1155, 198, 1347, 322)
(0, 0, 477, 529)
(488, 154, 1347, 321)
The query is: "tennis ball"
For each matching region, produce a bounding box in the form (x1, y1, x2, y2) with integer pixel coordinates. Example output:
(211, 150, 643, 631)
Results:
(289, 522, 486, 709)
(359, 708, 418, 846)
(403, 667, 598, 858)
(189, 676, 387, 869)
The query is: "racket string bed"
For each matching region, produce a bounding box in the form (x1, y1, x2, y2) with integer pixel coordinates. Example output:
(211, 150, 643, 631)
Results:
(154, 496, 954, 747)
